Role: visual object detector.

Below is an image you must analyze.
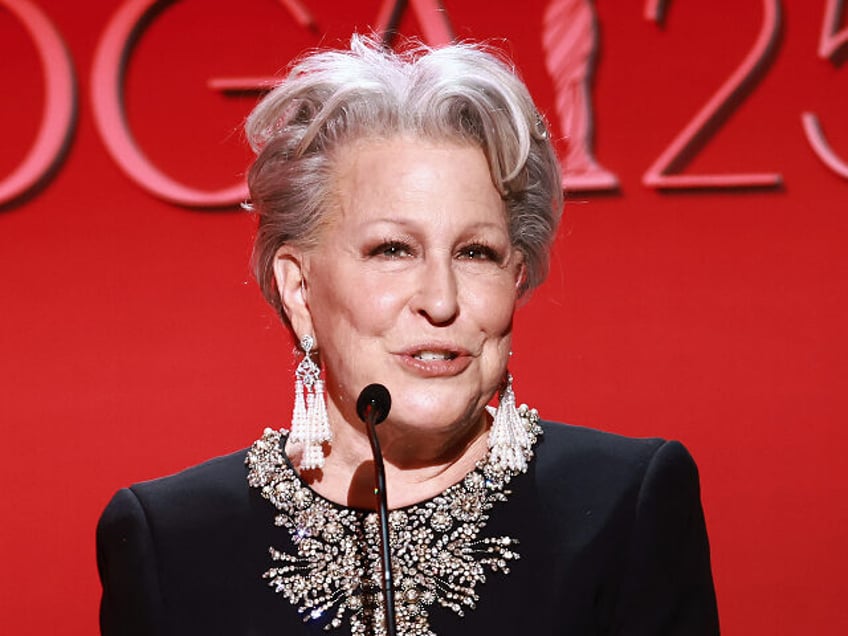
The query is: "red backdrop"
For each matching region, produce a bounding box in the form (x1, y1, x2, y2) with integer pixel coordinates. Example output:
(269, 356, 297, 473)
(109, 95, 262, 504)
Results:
(2, 0, 847, 634)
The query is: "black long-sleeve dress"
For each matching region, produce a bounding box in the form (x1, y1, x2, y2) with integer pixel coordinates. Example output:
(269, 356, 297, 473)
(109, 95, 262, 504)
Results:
(97, 420, 720, 635)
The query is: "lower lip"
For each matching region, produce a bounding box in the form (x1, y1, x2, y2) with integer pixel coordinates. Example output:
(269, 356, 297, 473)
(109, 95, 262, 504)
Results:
(397, 354, 472, 377)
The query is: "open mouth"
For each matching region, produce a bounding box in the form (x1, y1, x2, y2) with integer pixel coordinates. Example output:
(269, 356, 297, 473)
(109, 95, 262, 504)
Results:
(401, 346, 472, 377)
(412, 351, 458, 361)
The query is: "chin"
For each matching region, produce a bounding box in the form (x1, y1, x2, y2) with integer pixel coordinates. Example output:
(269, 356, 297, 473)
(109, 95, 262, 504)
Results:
(387, 393, 485, 436)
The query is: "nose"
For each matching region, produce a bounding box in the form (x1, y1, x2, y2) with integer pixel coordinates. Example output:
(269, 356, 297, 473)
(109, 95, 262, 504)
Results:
(412, 255, 459, 325)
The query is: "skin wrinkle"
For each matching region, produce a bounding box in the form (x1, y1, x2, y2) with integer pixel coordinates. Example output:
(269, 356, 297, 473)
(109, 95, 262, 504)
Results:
(275, 136, 525, 509)
(247, 39, 562, 321)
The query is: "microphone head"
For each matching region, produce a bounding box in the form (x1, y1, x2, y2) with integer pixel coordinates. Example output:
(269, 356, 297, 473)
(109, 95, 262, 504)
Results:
(356, 383, 392, 425)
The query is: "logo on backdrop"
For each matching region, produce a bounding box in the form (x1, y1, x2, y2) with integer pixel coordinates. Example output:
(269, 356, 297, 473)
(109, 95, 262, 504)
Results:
(2, 0, 847, 208)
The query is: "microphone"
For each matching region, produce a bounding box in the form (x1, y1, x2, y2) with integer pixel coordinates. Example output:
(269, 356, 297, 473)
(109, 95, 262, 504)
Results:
(356, 383, 391, 425)
(355, 384, 396, 636)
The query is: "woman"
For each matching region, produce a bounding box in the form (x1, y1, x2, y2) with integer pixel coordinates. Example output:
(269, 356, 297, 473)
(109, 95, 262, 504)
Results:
(97, 36, 719, 635)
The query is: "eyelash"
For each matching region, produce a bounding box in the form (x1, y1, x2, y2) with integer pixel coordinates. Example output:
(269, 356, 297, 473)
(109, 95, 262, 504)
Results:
(367, 240, 502, 262)
(369, 240, 415, 259)
(457, 243, 500, 261)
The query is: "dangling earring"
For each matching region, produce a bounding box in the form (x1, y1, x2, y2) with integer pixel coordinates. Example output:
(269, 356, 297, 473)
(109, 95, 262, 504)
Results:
(290, 334, 332, 470)
(488, 372, 533, 472)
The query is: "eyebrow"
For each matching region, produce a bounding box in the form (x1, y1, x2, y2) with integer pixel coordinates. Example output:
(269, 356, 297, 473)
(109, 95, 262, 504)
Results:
(354, 218, 507, 233)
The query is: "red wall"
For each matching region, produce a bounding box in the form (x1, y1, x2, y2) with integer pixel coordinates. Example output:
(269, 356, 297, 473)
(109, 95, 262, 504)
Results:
(2, 0, 847, 634)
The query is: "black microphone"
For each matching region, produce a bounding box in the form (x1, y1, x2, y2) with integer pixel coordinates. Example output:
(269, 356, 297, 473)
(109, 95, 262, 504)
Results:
(356, 383, 391, 426)
(355, 384, 396, 636)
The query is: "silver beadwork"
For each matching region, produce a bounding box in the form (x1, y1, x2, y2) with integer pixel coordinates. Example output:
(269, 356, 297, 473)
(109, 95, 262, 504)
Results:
(289, 335, 332, 469)
(246, 405, 541, 635)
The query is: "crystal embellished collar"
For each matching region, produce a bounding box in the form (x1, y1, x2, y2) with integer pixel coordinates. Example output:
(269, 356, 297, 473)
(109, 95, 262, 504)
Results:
(246, 405, 541, 636)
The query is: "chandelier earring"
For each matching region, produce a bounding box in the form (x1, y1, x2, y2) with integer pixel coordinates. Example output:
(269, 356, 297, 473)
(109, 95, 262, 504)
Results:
(488, 372, 534, 472)
(290, 334, 332, 470)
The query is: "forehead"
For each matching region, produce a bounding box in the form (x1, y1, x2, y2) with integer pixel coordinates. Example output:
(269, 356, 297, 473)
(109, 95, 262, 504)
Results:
(327, 136, 505, 227)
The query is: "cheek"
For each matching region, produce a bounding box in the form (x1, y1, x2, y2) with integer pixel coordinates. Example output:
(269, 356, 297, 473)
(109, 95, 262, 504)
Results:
(368, 280, 409, 317)
(368, 281, 409, 312)
(467, 279, 518, 334)
(325, 271, 409, 337)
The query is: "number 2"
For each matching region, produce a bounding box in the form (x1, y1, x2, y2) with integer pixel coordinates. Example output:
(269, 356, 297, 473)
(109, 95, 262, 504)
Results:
(642, 0, 783, 189)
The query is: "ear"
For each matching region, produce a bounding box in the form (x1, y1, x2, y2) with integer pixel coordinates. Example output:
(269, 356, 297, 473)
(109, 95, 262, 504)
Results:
(272, 245, 315, 340)
(513, 251, 528, 296)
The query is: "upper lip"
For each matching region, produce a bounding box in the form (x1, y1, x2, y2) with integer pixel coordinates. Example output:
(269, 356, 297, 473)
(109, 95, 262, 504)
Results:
(398, 342, 474, 359)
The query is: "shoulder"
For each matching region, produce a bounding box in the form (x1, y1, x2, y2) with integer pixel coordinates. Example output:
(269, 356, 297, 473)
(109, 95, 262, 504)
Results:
(531, 420, 701, 509)
(516, 424, 717, 632)
(535, 419, 668, 473)
(97, 447, 286, 633)
(130, 448, 250, 501)
(99, 448, 253, 538)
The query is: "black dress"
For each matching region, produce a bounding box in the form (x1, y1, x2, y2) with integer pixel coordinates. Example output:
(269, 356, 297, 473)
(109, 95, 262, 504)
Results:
(97, 421, 720, 635)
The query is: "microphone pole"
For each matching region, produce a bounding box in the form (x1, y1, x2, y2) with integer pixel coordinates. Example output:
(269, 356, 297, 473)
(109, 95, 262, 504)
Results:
(356, 384, 396, 636)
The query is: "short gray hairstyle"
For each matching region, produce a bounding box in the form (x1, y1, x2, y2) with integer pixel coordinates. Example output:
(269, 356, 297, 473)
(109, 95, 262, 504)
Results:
(246, 35, 563, 320)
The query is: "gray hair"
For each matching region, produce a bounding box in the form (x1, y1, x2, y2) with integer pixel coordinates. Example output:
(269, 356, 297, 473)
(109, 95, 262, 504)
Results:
(246, 35, 563, 320)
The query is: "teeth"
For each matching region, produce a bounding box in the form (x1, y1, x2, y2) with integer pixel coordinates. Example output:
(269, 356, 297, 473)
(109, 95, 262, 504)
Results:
(413, 351, 454, 361)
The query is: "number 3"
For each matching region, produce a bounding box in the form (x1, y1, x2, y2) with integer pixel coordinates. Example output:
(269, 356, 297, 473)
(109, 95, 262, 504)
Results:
(802, 0, 848, 180)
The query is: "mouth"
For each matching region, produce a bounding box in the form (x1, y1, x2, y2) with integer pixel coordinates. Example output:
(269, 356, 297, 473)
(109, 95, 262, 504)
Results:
(398, 344, 472, 377)
(412, 350, 459, 361)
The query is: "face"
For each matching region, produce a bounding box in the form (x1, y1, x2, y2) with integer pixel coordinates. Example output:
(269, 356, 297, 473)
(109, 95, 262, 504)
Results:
(277, 137, 524, 441)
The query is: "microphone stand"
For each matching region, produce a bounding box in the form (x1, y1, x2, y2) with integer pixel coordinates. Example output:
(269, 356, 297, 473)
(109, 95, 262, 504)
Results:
(359, 387, 398, 636)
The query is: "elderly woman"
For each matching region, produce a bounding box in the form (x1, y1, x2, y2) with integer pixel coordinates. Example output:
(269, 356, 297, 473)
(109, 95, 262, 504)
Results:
(97, 36, 719, 635)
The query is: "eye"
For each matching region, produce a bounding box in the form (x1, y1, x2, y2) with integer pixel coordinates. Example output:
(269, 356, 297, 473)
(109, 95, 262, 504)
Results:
(458, 243, 500, 261)
(369, 240, 415, 259)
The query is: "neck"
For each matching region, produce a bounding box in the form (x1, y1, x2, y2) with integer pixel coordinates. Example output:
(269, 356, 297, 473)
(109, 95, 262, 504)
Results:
(288, 411, 491, 509)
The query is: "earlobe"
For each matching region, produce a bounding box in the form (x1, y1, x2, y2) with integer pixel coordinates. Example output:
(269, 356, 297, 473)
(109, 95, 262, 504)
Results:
(272, 245, 314, 338)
